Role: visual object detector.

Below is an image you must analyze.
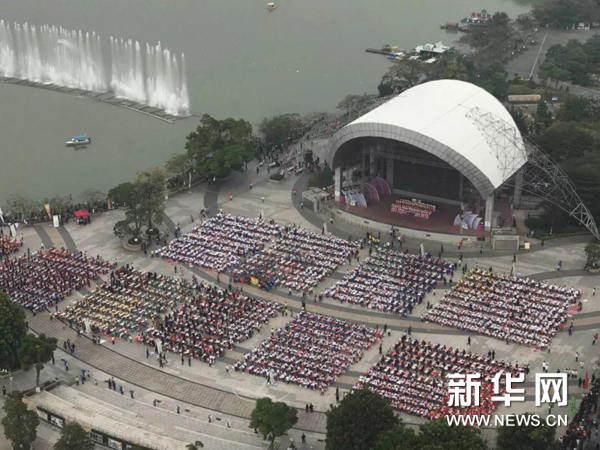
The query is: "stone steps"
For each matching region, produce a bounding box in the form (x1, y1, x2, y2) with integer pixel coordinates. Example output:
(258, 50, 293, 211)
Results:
(69, 384, 262, 447)
(42, 385, 262, 450)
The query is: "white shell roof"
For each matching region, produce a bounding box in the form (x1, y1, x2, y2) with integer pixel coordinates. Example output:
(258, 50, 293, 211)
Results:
(327, 80, 527, 197)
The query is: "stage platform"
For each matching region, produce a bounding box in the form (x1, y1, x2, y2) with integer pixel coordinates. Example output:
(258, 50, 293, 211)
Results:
(334, 194, 511, 237)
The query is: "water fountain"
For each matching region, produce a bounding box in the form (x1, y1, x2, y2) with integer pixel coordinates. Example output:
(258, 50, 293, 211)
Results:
(0, 20, 190, 117)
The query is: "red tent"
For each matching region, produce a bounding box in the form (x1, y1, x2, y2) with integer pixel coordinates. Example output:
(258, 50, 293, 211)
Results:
(73, 209, 90, 218)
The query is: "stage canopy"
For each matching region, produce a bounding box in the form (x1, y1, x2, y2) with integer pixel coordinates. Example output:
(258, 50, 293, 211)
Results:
(325, 80, 528, 198)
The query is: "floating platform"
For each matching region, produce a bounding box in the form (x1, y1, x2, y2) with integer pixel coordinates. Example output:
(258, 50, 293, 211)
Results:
(366, 48, 393, 56)
(0, 76, 191, 124)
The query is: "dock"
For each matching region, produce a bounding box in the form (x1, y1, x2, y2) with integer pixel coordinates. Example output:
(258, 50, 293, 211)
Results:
(366, 48, 393, 56)
(0, 76, 191, 124)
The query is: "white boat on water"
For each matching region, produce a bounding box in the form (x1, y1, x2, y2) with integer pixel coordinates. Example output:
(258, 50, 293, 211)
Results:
(66, 134, 91, 146)
(267, 3, 276, 10)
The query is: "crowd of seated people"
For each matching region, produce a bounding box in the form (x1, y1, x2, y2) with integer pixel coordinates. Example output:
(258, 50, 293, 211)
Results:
(559, 378, 600, 449)
(156, 213, 281, 273)
(142, 282, 282, 361)
(424, 268, 581, 348)
(354, 335, 523, 419)
(57, 266, 193, 338)
(231, 227, 360, 292)
(234, 311, 382, 390)
(323, 248, 455, 315)
(0, 234, 22, 259)
(0, 247, 114, 312)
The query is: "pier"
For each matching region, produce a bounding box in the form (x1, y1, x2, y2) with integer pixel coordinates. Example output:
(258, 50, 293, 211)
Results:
(365, 48, 393, 56)
(0, 76, 191, 124)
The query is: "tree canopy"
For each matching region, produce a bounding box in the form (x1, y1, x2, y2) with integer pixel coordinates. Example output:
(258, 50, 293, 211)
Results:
(17, 333, 57, 387)
(53, 422, 95, 450)
(532, 122, 596, 163)
(165, 152, 194, 178)
(185, 114, 254, 178)
(532, 0, 600, 27)
(381, 59, 427, 90)
(372, 425, 420, 450)
(325, 389, 398, 450)
(2, 391, 39, 450)
(541, 40, 593, 86)
(135, 167, 167, 231)
(496, 414, 556, 450)
(259, 114, 305, 146)
(426, 52, 509, 100)
(110, 167, 167, 240)
(249, 397, 298, 438)
(0, 292, 27, 371)
(336, 94, 377, 115)
(418, 419, 487, 450)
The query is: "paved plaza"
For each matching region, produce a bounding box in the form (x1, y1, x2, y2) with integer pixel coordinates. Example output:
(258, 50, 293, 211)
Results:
(3, 157, 600, 449)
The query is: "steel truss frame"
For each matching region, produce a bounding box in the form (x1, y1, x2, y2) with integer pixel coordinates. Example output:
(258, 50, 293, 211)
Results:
(466, 107, 599, 240)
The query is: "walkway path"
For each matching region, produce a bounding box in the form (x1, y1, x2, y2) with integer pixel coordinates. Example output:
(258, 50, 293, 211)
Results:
(26, 310, 328, 434)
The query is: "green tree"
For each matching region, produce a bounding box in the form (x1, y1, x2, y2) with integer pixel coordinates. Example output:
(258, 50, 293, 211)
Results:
(584, 34, 600, 65)
(325, 389, 398, 450)
(185, 114, 254, 178)
(259, 114, 305, 146)
(336, 94, 377, 115)
(3, 195, 40, 222)
(542, 41, 592, 86)
(109, 182, 144, 240)
(533, 122, 596, 162)
(1, 391, 39, 450)
(514, 13, 538, 46)
(135, 167, 167, 232)
(164, 152, 194, 179)
(382, 59, 428, 89)
(562, 152, 600, 221)
(17, 333, 57, 387)
(372, 425, 419, 450)
(377, 80, 394, 97)
(535, 101, 553, 130)
(80, 189, 105, 208)
(509, 106, 530, 136)
(249, 398, 298, 439)
(53, 422, 95, 450)
(496, 414, 556, 450)
(185, 441, 205, 450)
(585, 242, 600, 268)
(42, 195, 73, 217)
(418, 419, 487, 450)
(0, 292, 27, 371)
(532, 0, 600, 27)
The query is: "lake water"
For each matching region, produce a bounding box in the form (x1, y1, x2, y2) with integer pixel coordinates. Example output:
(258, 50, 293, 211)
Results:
(0, 0, 530, 203)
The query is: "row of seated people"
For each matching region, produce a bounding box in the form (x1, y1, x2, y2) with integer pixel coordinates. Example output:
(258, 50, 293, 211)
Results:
(234, 311, 382, 390)
(322, 248, 455, 315)
(231, 227, 360, 292)
(156, 213, 281, 273)
(57, 267, 193, 338)
(0, 247, 114, 312)
(142, 282, 282, 361)
(423, 268, 581, 348)
(354, 335, 523, 419)
(0, 235, 22, 259)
